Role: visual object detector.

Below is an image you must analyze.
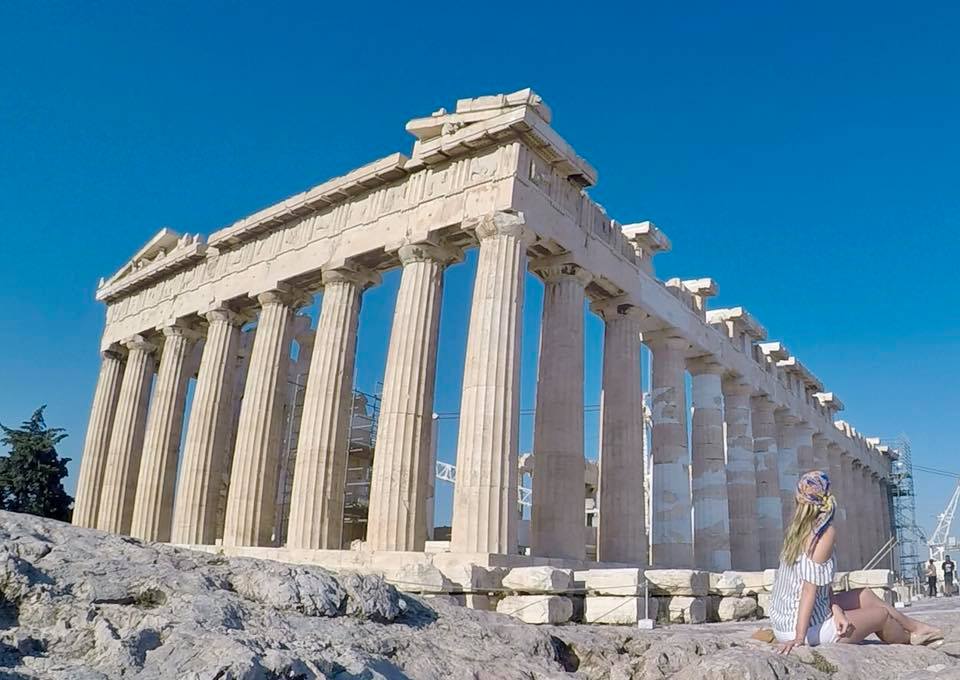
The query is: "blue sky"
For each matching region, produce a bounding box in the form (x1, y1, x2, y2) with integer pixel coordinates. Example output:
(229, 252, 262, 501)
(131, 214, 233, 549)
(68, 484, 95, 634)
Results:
(1, 2, 957, 540)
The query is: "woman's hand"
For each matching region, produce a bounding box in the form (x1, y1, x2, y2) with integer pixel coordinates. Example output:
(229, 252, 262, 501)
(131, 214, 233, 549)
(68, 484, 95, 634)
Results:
(833, 606, 853, 638)
(777, 638, 805, 655)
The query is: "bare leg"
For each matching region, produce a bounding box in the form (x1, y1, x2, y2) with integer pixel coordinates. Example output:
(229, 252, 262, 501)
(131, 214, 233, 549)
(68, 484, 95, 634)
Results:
(877, 615, 910, 644)
(855, 588, 939, 636)
(837, 607, 890, 644)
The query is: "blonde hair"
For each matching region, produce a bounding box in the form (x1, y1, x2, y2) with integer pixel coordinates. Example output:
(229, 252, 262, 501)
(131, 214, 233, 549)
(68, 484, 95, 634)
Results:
(780, 502, 822, 564)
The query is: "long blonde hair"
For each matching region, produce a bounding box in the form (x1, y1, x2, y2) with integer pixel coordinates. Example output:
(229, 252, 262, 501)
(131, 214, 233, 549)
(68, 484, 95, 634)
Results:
(780, 502, 822, 564)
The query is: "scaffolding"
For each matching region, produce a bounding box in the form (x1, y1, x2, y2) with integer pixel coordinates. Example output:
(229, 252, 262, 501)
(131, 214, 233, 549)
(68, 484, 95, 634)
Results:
(883, 435, 926, 582)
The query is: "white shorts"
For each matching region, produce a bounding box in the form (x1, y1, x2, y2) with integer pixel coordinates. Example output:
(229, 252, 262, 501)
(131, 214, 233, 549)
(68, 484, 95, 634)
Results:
(774, 617, 839, 646)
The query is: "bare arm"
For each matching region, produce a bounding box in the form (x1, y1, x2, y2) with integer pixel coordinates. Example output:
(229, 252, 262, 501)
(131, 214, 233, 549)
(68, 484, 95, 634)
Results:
(786, 526, 837, 649)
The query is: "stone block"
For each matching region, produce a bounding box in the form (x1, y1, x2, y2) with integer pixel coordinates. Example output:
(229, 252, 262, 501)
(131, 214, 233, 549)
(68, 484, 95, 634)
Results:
(708, 571, 766, 596)
(756, 592, 771, 616)
(584, 596, 658, 625)
(848, 569, 894, 588)
(645, 569, 709, 596)
(832, 571, 850, 592)
(762, 568, 778, 591)
(718, 596, 758, 621)
(894, 585, 912, 605)
(665, 596, 708, 624)
(578, 568, 644, 595)
(496, 595, 573, 624)
(383, 563, 454, 594)
(502, 566, 573, 594)
(706, 595, 721, 622)
(432, 554, 506, 591)
(870, 587, 895, 605)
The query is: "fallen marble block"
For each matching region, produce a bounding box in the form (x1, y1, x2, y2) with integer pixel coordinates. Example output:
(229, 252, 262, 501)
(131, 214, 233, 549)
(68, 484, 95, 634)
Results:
(659, 596, 707, 624)
(709, 571, 765, 596)
(501, 566, 573, 594)
(849, 569, 894, 588)
(718, 596, 758, 621)
(645, 569, 709, 596)
(577, 568, 644, 596)
(762, 568, 778, 591)
(584, 596, 658, 625)
(496, 595, 573, 624)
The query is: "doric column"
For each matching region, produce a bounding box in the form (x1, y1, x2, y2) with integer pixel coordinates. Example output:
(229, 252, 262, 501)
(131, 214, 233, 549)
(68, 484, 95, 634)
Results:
(775, 411, 800, 530)
(451, 212, 533, 555)
(366, 244, 457, 551)
(853, 460, 871, 566)
(795, 422, 815, 473)
(812, 433, 830, 471)
(840, 452, 860, 568)
(872, 471, 886, 557)
(724, 378, 761, 570)
(222, 288, 302, 547)
(130, 324, 198, 541)
(688, 359, 730, 572)
(646, 332, 692, 568)
(286, 268, 372, 550)
(751, 395, 783, 568)
(97, 335, 157, 534)
(530, 261, 591, 560)
(171, 308, 244, 545)
(879, 477, 893, 568)
(595, 301, 646, 565)
(826, 442, 847, 567)
(72, 347, 125, 528)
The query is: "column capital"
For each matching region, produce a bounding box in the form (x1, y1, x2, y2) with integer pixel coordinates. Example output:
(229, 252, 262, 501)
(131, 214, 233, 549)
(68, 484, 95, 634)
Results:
(465, 210, 534, 244)
(774, 408, 800, 426)
(254, 283, 311, 308)
(122, 334, 157, 354)
(531, 261, 592, 287)
(205, 306, 246, 327)
(641, 330, 689, 351)
(721, 376, 754, 396)
(591, 297, 646, 322)
(101, 343, 126, 361)
(321, 265, 380, 290)
(397, 241, 462, 266)
(159, 322, 203, 342)
(687, 356, 726, 376)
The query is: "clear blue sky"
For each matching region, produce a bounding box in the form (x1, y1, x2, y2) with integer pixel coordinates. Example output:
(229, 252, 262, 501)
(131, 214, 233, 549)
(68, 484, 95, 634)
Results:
(1, 2, 957, 539)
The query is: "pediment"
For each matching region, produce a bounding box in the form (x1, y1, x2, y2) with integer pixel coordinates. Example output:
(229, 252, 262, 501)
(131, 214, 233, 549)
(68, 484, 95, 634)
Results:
(97, 228, 206, 302)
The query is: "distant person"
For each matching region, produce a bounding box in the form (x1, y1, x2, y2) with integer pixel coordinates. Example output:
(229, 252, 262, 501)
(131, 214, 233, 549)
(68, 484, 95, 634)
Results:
(943, 556, 955, 596)
(769, 471, 943, 654)
(926, 559, 938, 598)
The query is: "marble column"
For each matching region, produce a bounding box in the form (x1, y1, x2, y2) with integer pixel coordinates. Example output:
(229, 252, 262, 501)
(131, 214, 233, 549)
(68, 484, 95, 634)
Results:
(775, 411, 800, 530)
(530, 261, 590, 560)
(812, 433, 829, 472)
(689, 359, 731, 572)
(840, 453, 860, 568)
(854, 461, 872, 566)
(451, 212, 532, 555)
(595, 301, 646, 565)
(826, 442, 847, 567)
(724, 379, 761, 570)
(795, 423, 815, 474)
(72, 347, 125, 528)
(130, 324, 198, 541)
(366, 244, 456, 552)
(97, 335, 156, 534)
(752, 395, 783, 568)
(287, 269, 371, 550)
(872, 472, 887, 557)
(646, 333, 692, 568)
(222, 288, 301, 547)
(171, 308, 244, 545)
(879, 477, 893, 568)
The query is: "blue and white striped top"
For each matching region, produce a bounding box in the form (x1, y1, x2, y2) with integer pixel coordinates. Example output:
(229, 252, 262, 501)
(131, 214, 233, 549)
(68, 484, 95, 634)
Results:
(769, 552, 835, 635)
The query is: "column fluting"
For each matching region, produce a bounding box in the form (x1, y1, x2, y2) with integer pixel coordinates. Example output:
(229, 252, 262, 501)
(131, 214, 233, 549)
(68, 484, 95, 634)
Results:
(689, 360, 731, 572)
(131, 324, 198, 541)
(826, 442, 848, 567)
(450, 212, 532, 555)
(530, 262, 590, 560)
(73, 348, 125, 528)
(595, 301, 646, 565)
(97, 335, 157, 534)
(812, 433, 829, 472)
(751, 395, 783, 568)
(222, 289, 301, 547)
(365, 244, 457, 552)
(171, 308, 243, 545)
(840, 452, 861, 568)
(724, 379, 761, 570)
(646, 333, 693, 568)
(795, 423, 815, 474)
(775, 411, 800, 530)
(286, 268, 372, 550)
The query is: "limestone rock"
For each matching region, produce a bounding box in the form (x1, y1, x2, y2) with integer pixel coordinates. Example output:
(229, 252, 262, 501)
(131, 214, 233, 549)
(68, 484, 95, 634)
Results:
(501, 566, 573, 593)
(496, 595, 573, 624)
(578, 568, 644, 595)
(584, 595, 658, 624)
(646, 569, 709, 596)
(717, 596, 758, 621)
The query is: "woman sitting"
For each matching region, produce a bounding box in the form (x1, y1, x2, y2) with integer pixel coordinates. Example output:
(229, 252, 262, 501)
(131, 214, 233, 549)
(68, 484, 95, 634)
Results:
(769, 470, 942, 653)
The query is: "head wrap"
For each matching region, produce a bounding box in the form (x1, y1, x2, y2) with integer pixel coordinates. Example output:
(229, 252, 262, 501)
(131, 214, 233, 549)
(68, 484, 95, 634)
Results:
(796, 470, 836, 541)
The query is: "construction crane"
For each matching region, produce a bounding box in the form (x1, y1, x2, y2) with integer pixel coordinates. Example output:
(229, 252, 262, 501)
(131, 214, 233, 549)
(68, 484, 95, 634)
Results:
(928, 481, 960, 561)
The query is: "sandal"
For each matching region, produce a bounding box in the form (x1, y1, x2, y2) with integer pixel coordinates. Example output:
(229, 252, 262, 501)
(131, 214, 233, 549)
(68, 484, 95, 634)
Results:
(911, 630, 945, 647)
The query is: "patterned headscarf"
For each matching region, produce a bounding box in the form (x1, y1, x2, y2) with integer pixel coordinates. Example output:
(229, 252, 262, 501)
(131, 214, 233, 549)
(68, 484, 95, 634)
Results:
(796, 470, 836, 540)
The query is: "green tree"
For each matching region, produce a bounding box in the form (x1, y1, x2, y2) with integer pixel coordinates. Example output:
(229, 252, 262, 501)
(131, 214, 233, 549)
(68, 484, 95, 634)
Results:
(0, 406, 73, 521)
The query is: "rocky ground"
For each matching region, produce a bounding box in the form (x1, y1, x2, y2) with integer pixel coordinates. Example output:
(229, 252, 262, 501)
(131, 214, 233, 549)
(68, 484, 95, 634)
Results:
(2, 510, 960, 679)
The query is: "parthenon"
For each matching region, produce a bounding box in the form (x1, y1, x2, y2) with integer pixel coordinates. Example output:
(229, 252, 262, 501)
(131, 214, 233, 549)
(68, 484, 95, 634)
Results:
(72, 88, 893, 576)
